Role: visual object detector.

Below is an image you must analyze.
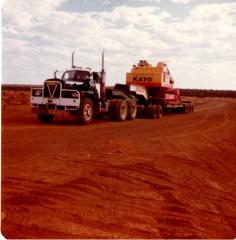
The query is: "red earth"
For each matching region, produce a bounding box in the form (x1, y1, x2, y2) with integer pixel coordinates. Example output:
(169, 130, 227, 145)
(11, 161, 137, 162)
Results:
(2, 98, 236, 238)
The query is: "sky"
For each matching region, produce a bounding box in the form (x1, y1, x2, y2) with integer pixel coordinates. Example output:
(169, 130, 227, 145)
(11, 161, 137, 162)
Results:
(2, 0, 236, 90)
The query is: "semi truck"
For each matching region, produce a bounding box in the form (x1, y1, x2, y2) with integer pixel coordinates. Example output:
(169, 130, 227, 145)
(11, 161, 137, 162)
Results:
(31, 53, 193, 124)
(31, 52, 137, 124)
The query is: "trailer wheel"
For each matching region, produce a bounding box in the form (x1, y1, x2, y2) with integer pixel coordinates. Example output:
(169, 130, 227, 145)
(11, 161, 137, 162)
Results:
(127, 100, 137, 120)
(189, 103, 192, 112)
(186, 103, 192, 113)
(190, 103, 193, 112)
(38, 113, 54, 123)
(157, 105, 162, 118)
(190, 103, 194, 112)
(188, 103, 192, 113)
(147, 105, 158, 119)
(188, 104, 191, 113)
(114, 100, 128, 121)
(183, 104, 188, 113)
(185, 104, 189, 113)
(78, 98, 94, 125)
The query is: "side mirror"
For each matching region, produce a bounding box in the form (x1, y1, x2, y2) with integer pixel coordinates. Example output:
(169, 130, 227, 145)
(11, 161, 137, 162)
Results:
(93, 72, 101, 83)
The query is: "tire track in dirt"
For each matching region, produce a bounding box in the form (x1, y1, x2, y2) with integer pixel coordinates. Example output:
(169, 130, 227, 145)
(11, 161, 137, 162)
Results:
(3, 161, 196, 237)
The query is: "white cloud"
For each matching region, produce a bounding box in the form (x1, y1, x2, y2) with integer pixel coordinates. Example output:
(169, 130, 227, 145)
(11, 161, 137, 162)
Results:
(2, 0, 65, 30)
(129, 0, 160, 3)
(102, 0, 111, 5)
(169, 0, 193, 4)
(2, 0, 236, 90)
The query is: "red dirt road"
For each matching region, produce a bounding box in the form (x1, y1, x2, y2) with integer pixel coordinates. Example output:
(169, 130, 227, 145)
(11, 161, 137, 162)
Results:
(2, 98, 236, 238)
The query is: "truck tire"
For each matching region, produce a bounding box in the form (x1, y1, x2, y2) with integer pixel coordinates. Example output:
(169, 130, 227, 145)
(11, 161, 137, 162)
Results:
(109, 99, 119, 120)
(188, 103, 192, 113)
(185, 104, 189, 113)
(190, 103, 193, 112)
(127, 100, 137, 120)
(157, 105, 162, 118)
(185, 103, 192, 113)
(78, 98, 94, 125)
(190, 103, 194, 112)
(183, 104, 188, 113)
(188, 103, 191, 113)
(147, 105, 158, 119)
(114, 99, 128, 121)
(38, 113, 54, 123)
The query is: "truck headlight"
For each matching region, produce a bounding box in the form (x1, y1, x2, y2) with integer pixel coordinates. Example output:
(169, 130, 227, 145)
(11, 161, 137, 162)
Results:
(71, 92, 79, 98)
(33, 89, 42, 96)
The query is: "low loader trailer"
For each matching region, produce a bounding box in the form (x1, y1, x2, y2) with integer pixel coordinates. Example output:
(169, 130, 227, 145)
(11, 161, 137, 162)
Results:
(126, 60, 194, 117)
(107, 60, 194, 119)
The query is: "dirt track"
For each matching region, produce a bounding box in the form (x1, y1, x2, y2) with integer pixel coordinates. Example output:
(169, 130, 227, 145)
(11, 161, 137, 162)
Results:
(2, 98, 236, 238)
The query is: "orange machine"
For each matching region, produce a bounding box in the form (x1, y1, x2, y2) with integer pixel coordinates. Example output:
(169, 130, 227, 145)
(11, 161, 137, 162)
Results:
(125, 60, 194, 115)
(126, 60, 174, 88)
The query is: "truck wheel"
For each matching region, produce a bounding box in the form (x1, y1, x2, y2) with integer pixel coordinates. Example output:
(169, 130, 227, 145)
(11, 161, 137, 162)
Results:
(147, 105, 158, 119)
(78, 98, 94, 125)
(115, 99, 128, 121)
(38, 113, 54, 123)
(127, 100, 137, 120)
(109, 99, 118, 120)
(157, 105, 162, 118)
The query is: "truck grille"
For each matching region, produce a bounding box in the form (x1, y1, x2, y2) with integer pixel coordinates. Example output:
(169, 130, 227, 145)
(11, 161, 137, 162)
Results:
(44, 81, 61, 98)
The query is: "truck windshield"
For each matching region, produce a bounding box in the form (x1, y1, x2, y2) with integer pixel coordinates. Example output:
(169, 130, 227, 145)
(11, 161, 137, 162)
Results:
(62, 70, 91, 81)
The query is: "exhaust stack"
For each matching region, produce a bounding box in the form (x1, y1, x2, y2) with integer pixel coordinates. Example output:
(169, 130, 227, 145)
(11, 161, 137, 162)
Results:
(72, 51, 75, 68)
(54, 70, 58, 79)
(101, 50, 106, 100)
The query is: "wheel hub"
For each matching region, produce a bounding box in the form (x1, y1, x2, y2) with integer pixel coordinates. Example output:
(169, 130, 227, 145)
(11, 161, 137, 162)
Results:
(84, 104, 92, 120)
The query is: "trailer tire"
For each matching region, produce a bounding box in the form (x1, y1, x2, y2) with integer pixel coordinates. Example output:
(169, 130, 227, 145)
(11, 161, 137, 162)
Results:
(186, 104, 189, 113)
(191, 103, 194, 112)
(183, 104, 188, 113)
(147, 105, 158, 119)
(78, 98, 94, 125)
(188, 103, 191, 113)
(114, 100, 128, 121)
(38, 113, 54, 123)
(187, 103, 192, 113)
(157, 105, 162, 118)
(188, 103, 192, 113)
(127, 100, 137, 120)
